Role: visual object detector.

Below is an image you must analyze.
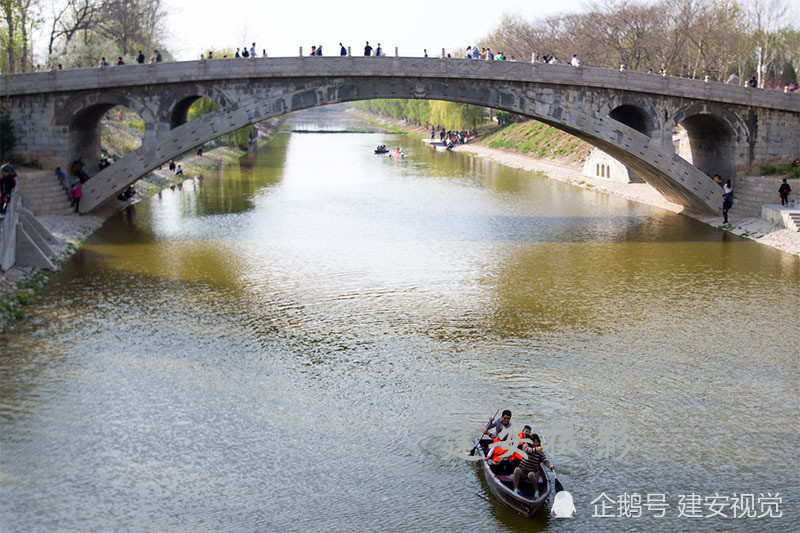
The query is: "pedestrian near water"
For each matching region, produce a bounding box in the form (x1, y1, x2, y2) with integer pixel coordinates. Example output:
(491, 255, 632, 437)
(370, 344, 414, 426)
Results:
(116, 57, 124, 65)
(235, 48, 240, 58)
(72, 181, 82, 213)
(98, 57, 109, 68)
(364, 41, 373, 56)
(136, 50, 145, 64)
(722, 179, 733, 223)
(570, 54, 580, 67)
(340, 42, 347, 56)
(375, 43, 382, 56)
(779, 178, 792, 206)
(250, 43, 256, 58)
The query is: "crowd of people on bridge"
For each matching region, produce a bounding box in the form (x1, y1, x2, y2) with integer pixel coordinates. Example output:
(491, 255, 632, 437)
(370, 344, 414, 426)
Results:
(16, 38, 792, 94)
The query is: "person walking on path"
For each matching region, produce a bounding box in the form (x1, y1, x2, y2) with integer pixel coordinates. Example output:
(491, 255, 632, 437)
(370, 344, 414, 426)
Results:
(722, 179, 733, 223)
(779, 179, 792, 207)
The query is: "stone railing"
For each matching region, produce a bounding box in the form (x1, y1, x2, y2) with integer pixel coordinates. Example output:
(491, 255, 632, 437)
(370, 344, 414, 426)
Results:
(0, 192, 58, 271)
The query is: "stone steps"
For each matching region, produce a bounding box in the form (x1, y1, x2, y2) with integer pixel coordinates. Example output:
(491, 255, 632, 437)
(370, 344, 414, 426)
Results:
(16, 170, 75, 215)
(789, 213, 800, 232)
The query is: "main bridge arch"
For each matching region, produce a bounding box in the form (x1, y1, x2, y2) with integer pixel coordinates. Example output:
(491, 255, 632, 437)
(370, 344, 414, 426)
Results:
(82, 76, 726, 213)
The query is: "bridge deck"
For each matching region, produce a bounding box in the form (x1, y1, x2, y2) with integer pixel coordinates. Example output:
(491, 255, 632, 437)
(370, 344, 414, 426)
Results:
(3, 57, 798, 113)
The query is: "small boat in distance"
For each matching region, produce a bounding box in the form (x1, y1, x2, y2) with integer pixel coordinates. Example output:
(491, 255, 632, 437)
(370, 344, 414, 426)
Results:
(473, 438, 552, 517)
(374, 145, 389, 154)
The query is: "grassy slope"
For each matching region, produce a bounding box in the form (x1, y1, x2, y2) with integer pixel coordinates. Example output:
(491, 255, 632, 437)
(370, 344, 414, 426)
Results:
(480, 120, 592, 166)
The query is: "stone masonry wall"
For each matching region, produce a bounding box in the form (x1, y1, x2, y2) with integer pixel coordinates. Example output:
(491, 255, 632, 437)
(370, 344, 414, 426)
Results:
(734, 175, 798, 217)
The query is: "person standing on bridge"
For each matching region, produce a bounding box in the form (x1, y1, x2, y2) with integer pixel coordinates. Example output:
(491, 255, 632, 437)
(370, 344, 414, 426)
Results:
(136, 50, 145, 64)
(722, 180, 733, 223)
(364, 41, 373, 56)
(340, 43, 347, 56)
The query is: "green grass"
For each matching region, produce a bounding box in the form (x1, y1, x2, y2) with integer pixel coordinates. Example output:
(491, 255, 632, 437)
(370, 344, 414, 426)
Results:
(485, 120, 586, 160)
(760, 160, 800, 179)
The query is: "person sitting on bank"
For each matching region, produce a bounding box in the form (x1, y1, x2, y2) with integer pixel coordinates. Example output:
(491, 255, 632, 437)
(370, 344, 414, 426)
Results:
(513, 433, 554, 498)
(117, 185, 136, 201)
(174, 164, 183, 176)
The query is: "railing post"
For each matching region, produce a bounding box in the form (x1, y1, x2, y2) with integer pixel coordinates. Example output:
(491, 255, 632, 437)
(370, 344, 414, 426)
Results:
(395, 46, 398, 57)
(441, 48, 446, 59)
(299, 46, 303, 57)
(347, 46, 351, 57)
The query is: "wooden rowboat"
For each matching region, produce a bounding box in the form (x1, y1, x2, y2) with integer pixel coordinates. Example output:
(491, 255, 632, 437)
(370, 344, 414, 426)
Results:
(474, 438, 552, 517)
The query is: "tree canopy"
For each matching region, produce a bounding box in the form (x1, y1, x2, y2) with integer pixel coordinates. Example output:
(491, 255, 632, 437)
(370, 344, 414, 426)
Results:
(477, 0, 798, 88)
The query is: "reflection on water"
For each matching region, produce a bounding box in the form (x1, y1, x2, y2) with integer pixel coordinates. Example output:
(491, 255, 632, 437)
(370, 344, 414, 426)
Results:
(1, 112, 798, 531)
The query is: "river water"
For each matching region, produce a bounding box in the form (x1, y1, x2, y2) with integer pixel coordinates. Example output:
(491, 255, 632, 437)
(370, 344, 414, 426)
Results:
(1, 110, 798, 532)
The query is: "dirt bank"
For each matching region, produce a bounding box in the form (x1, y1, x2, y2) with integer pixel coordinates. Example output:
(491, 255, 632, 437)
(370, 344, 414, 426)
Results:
(351, 109, 800, 258)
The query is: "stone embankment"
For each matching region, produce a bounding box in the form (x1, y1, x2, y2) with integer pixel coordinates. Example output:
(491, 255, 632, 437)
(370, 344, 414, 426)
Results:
(351, 110, 800, 258)
(0, 146, 244, 331)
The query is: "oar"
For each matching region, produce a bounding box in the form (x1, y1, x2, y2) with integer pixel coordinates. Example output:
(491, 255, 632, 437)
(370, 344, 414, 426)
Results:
(469, 409, 499, 456)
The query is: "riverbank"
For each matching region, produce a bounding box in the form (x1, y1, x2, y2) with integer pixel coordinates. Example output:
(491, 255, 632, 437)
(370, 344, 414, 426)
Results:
(0, 145, 247, 332)
(351, 109, 800, 258)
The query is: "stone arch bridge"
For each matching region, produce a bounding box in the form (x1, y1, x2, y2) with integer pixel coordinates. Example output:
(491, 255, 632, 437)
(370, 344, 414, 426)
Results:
(2, 57, 798, 214)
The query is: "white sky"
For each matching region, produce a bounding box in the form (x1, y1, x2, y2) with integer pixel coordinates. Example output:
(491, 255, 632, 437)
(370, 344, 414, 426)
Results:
(163, 0, 588, 60)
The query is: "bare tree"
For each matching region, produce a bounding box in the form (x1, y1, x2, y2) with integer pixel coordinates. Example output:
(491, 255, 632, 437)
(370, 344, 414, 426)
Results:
(47, 0, 100, 57)
(94, 0, 165, 56)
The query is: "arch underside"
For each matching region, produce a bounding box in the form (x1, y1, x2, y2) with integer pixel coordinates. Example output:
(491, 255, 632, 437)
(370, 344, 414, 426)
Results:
(80, 78, 724, 213)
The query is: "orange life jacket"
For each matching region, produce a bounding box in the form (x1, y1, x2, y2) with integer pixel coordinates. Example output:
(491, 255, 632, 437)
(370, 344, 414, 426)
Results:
(488, 433, 512, 463)
(510, 431, 526, 461)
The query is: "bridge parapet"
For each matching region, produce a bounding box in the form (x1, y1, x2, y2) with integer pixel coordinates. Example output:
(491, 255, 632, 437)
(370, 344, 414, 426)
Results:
(3, 57, 799, 112)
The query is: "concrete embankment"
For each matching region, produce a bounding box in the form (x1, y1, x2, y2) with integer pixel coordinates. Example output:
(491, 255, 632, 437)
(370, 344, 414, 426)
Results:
(353, 110, 800, 258)
(0, 146, 246, 331)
